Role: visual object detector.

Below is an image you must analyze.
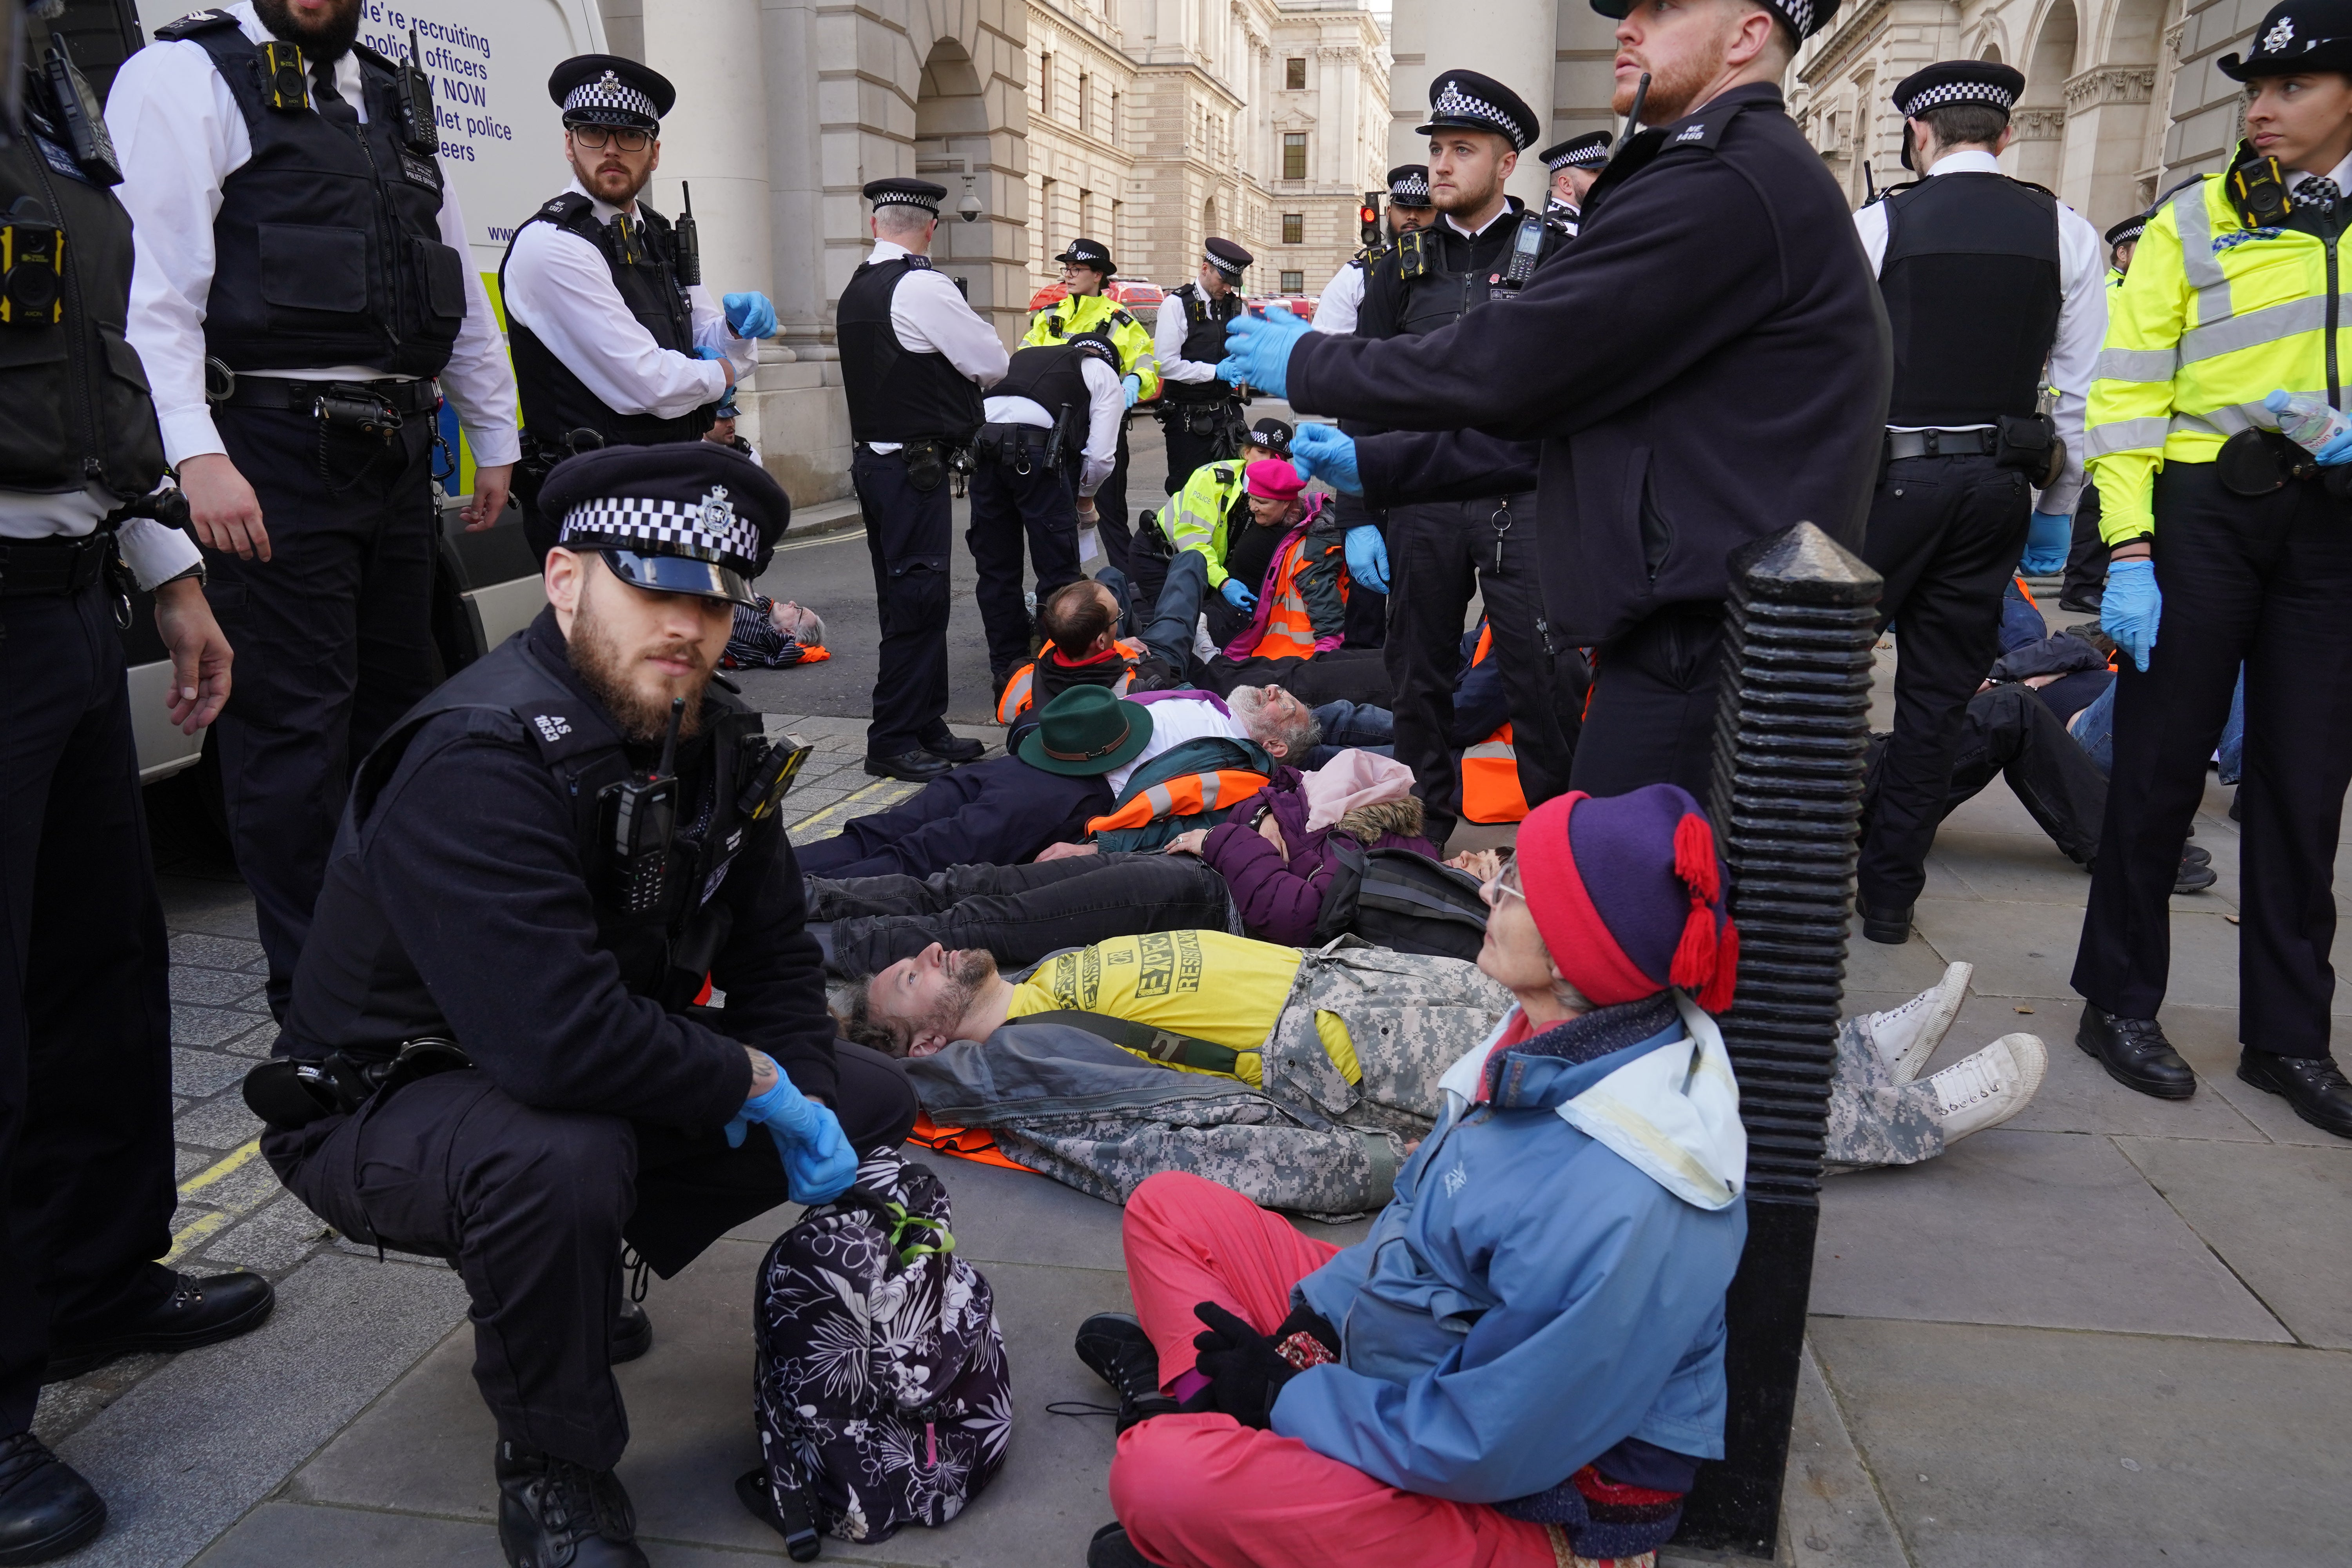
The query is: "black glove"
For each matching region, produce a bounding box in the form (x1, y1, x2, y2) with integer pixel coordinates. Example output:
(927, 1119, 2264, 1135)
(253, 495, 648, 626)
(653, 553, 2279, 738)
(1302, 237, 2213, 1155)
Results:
(1180, 1301, 1339, 1429)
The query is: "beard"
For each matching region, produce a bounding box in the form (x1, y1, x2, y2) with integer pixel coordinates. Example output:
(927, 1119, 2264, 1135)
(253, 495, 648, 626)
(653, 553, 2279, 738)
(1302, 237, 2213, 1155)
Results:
(254, 0, 363, 60)
(566, 588, 714, 745)
(1433, 169, 1504, 216)
(569, 143, 653, 206)
(916, 949, 999, 1045)
(1615, 27, 1732, 124)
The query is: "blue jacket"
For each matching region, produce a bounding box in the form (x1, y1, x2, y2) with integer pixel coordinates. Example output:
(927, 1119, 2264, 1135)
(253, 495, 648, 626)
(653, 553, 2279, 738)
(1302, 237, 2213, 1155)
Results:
(1276, 994, 1749, 1507)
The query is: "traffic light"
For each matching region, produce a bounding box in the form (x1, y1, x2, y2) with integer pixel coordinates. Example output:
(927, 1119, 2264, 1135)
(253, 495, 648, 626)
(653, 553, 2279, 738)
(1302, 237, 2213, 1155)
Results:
(1359, 192, 1382, 247)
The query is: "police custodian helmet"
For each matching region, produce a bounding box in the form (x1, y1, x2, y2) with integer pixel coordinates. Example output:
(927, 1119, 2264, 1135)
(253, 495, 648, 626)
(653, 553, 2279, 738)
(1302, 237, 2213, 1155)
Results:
(533, 443, 791, 605)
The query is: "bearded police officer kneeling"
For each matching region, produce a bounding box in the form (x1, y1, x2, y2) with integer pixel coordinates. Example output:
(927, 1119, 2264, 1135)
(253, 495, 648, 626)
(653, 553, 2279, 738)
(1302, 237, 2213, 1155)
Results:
(256, 444, 916, 1568)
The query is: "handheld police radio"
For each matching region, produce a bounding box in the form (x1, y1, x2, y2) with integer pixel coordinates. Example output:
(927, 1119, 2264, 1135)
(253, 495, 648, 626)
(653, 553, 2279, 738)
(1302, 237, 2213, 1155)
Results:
(41, 37, 121, 185)
(602, 698, 686, 915)
(674, 181, 703, 287)
(397, 30, 438, 155)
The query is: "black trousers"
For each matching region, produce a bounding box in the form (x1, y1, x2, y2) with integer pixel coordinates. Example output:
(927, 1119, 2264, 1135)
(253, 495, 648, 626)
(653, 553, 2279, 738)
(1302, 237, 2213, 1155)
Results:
(2063, 479, 2109, 609)
(1857, 454, 2033, 911)
(1864, 683, 2107, 870)
(1094, 419, 1135, 576)
(967, 450, 1082, 681)
(1385, 498, 1574, 844)
(1572, 602, 1722, 799)
(1161, 412, 1223, 496)
(266, 1048, 915, 1469)
(853, 447, 954, 756)
(1330, 494, 1387, 650)
(210, 406, 440, 1015)
(2074, 463, 2352, 1057)
(0, 580, 176, 1434)
(809, 853, 1230, 976)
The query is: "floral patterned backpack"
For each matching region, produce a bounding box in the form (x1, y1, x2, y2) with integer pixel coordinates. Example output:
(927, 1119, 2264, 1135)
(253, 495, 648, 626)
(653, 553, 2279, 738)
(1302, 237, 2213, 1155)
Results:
(736, 1151, 1012, 1559)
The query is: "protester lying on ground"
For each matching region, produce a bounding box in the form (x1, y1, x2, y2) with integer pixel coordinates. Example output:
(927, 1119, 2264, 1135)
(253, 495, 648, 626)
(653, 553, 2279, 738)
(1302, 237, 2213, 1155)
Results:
(996, 579, 1149, 738)
(724, 594, 828, 669)
(803, 750, 1435, 974)
(799, 684, 1323, 879)
(1073, 784, 1749, 1568)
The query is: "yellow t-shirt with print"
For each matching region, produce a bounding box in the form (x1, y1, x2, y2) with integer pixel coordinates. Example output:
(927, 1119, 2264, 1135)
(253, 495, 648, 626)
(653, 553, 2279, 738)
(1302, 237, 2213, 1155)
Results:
(1005, 929, 1358, 1087)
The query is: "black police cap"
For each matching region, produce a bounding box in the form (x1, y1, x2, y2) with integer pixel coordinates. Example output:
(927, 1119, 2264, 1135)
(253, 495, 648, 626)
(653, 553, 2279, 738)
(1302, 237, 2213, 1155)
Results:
(1417, 69, 1542, 152)
(1891, 61, 2026, 118)
(1589, 0, 1838, 44)
(532, 442, 791, 606)
(548, 54, 674, 132)
(2221, 0, 2352, 78)
(1247, 418, 1294, 454)
(1204, 237, 1254, 278)
(864, 178, 947, 215)
(2105, 212, 2150, 249)
(1387, 165, 1434, 206)
(1539, 131, 1613, 171)
(1054, 237, 1117, 276)
(1067, 330, 1121, 370)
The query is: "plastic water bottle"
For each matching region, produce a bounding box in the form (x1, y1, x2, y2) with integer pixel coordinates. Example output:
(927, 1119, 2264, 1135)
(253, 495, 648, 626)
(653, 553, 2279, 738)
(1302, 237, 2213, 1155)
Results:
(2264, 389, 2352, 452)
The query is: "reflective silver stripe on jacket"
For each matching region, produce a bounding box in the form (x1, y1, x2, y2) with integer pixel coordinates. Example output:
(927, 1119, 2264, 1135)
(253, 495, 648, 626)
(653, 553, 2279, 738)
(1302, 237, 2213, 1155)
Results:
(2179, 294, 2328, 365)
(2086, 416, 2171, 457)
(2171, 183, 2237, 330)
(2095, 345, 2177, 383)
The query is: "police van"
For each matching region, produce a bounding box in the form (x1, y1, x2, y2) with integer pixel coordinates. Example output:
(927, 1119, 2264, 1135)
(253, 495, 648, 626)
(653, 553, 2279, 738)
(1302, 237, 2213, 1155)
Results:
(54, 0, 605, 782)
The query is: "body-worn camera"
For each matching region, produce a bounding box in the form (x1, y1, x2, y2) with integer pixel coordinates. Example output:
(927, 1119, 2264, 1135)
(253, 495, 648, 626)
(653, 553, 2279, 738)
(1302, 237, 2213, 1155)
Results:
(1, 202, 63, 329)
(601, 699, 687, 916)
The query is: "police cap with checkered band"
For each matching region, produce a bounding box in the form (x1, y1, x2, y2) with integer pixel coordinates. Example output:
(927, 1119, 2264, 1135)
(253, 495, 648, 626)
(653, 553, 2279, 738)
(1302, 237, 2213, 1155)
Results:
(1416, 70, 1542, 152)
(532, 443, 791, 606)
(1386, 164, 1435, 207)
(1588, 0, 1840, 47)
(2220, 0, 2352, 78)
(1539, 131, 1614, 172)
(1890, 61, 2027, 120)
(548, 54, 675, 133)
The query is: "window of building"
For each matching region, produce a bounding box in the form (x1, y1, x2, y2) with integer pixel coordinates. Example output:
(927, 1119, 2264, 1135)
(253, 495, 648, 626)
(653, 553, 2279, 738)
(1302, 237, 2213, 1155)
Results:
(1110, 90, 1120, 145)
(1285, 56, 1305, 90)
(1039, 177, 1056, 271)
(1078, 72, 1090, 133)
(1282, 213, 1303, 244)
(1041, 52, 1054, 118)
(1280, 270, 1304, 294)
(1079, 189, 1093, 238)
(1283, 132, 1307, 180)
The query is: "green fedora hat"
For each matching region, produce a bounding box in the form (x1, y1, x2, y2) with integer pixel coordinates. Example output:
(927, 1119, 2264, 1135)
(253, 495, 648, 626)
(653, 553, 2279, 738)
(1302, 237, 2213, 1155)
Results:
(1017, 685, 1155, 776)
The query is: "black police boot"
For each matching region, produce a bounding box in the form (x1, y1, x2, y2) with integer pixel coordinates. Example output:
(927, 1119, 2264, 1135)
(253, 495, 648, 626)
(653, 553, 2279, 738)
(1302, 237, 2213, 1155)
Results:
(44, 1267, 274, 1383)
(495, 1441, 647, 1568)
(864, 749, 954, 783)
(1088, 1520, 1162, 1568)
(611, 1298, 652, 1365)
(920, 725, 987, 764)
(0, 1434, 105, 1565)
(2236, 1050, 2352, 1139)
(2075, 1006, 2197, 1100)
(1074, 1313, 1181, 1432)
(1855, 895, 1912, 946)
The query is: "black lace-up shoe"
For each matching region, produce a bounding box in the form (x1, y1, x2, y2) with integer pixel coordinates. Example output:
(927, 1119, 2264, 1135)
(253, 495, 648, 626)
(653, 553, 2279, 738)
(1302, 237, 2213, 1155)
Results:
(495, 1442, 647, 1568)
(0, 1434, 105, 1565)
(921, 727, 987, 763)
(2237, 1050, 2352, 1139)
(864, 749, 953, 782)
(44, 1268, 273, 1383)
(1855, 896, 1913, 946)
(1074, 1312, 1181, 1432)
(2075, 1007, 2197, 1100)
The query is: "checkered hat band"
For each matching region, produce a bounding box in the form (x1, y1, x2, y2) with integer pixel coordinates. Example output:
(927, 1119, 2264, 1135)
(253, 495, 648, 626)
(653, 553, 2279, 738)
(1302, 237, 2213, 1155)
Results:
(564, 74, 659, 124)
(1432, 84, 1527, 147)
(1898, 80, 2018, 115)
(876, 191, 941, 212)
(1205, 252, 1246, 275)
(561, 496, 761, 566)
(1550, 146, 1609, 170)
(1774, 0, 1815, 36)
(1392, 174, 1430, 201)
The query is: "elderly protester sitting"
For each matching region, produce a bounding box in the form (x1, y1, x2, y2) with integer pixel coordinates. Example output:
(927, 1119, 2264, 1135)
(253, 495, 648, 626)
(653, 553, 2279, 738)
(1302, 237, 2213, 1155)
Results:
(1075, 783, 1749, 1568)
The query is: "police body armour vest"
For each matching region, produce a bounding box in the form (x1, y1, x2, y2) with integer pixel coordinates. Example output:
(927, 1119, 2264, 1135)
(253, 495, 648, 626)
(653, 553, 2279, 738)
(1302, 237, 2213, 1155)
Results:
(500, 192, 707, 446)
(837, 257, 985, 444)
(284, 628, 762, 1060)
(0, 109, 166, 497)
(1163, 282, 1240, 404)
(166, 13, 465, 377)
(993, 343, 1094, 457)
(1878, 172, 2063, 428)
(1394, 208, 1534, 338)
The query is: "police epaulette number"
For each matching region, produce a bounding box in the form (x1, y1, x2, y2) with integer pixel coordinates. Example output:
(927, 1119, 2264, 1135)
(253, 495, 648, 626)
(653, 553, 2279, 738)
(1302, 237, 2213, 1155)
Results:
(154, 8, 238, 39)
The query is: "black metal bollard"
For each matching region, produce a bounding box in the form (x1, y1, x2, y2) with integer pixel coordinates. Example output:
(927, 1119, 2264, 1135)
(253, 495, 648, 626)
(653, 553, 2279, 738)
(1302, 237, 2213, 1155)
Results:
(1675, 521, 1883, 1556)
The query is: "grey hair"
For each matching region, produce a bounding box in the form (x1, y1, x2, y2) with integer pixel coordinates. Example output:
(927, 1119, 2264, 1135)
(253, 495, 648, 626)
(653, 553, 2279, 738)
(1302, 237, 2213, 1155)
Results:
(874, 206, 935, 241)
(794, 606, 826, 648)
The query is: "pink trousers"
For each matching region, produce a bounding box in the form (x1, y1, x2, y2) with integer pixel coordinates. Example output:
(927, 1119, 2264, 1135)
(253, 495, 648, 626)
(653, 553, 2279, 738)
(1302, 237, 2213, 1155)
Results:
(1107, 1172, 1650, 1568)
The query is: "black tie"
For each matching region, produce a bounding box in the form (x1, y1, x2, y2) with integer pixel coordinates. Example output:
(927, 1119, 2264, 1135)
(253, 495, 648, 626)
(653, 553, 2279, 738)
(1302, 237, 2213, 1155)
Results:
(310, 56, 359, 131)
(2303, 175, 2341, 216)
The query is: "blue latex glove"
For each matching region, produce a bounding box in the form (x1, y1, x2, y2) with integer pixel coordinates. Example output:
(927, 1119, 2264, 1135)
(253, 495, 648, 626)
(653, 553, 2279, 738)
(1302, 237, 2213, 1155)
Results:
(724, 1053, 859, 1203)
(723, 291, 777, 339)
(693, 345, 726, 361)
(1218, 304, 1310, 398)
(2319, 426, 2352, 466)
(1289, 423, 1361, 495)
(1220, 577, 1257, 612)
(2020, 510, 2072, 575)
(2101, 558, 2162, 672)
(1344, 525, 1389, 593)
(1122, 374, 1142, 409)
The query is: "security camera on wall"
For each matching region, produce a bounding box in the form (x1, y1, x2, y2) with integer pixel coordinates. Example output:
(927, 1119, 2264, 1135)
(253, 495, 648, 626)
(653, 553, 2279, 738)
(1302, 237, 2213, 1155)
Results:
(959, 185, 983, 223)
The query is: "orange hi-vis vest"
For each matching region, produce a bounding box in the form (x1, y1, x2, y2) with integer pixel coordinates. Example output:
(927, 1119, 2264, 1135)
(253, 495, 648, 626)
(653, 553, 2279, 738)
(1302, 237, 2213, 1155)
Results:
(1459, 625, 1529, 824)
(1084, 768, 1271, 836)
(1245, 533, 1345, 662)
(997, 638, 1149, 725)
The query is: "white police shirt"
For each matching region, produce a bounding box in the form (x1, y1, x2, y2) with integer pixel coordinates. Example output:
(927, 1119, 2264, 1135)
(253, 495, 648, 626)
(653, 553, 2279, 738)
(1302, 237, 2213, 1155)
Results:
(982, 356, 1125, 495)
(1152, 281, 1238, 385)
(1312, 260, 1367, 336)
(104, 0, 518, 470)
(857, 238, 1010, 454)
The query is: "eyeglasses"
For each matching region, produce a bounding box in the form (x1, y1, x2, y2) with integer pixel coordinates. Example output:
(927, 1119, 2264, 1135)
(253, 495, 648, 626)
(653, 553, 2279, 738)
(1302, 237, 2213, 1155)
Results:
(570, 124, 652, 152)
(1481, 867, 1526, 907)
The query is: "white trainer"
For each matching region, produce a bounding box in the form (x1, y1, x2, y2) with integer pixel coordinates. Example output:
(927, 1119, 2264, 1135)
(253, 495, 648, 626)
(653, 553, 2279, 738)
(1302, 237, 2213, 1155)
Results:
(1926, 1033, 2047, 1144)
(1855, 961, 1974, 1086)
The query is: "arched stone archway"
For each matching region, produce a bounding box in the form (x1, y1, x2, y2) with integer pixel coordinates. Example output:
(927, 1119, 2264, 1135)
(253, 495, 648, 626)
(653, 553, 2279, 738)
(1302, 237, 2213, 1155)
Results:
(2060, 0, 2168, 223)
(2013, 0, 2080, 194)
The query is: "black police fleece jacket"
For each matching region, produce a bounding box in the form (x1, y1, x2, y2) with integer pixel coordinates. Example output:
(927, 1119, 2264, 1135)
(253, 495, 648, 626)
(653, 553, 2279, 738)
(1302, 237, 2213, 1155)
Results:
(1291, 83, 1893, 648)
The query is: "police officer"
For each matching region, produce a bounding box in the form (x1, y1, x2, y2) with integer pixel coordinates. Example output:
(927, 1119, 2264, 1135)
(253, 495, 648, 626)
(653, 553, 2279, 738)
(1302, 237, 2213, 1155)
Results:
(1536, 131, 1612, 235)
(108, 0, 521, 1016)
(501, 56, 775, 505)
(838, 178, 1009, 781)
(257, 443, 918, 1568)
(2071, 0, 2352, 1137)
(1237, 0, 1886, 801)
(1848, 62, 2107, 944)
(1153, 237, 1254, 491)
(968, 331, 1126, 695)
(1025, 237, 1158, 571)
(2060, 211, 2150, 614)
(1311, 165, 1436, 338)
(0, 18, 271, 1559)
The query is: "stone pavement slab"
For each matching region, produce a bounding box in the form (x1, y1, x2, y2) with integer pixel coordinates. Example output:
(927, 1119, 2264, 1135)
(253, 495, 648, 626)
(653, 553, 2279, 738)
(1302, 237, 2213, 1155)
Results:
(2116, 1135, 2352, 1349)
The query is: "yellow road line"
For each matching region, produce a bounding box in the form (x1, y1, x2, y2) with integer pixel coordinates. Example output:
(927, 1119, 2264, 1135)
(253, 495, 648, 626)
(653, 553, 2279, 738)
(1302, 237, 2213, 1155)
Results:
(164, 1138, 265, 1263)
(769, 525, 863, 555)
(180, 1138, 262, 1196)
(163, 1210, 234, 1265)
(788, 775, 917, 836)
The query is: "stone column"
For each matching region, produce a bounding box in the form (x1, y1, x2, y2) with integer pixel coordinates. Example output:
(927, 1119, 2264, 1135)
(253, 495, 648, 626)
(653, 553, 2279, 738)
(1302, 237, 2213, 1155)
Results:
(1384, 0, 1556, 209)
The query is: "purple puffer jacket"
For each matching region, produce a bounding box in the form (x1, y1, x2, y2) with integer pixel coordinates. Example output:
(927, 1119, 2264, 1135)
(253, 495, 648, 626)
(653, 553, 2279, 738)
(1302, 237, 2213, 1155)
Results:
(1201, 768, 1439, 946)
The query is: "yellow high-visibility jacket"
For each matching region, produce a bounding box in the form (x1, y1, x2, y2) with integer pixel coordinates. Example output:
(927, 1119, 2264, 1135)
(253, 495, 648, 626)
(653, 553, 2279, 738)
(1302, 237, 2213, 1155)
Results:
(1024, 293, 1161, 400)
(1163, 457, 1249, 586)
(2087, 171, 2350, 543)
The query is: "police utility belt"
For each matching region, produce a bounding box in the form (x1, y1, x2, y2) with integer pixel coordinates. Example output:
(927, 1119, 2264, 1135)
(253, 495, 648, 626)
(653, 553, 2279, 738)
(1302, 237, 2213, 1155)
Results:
(0, 530, 118, 600)
(973, 419, 1074, 475)
(241, 1037, 474, 1132)
(865, 436, 967, 494)
(1884, 414, 2062, 486)
(205, 361, 438, 430)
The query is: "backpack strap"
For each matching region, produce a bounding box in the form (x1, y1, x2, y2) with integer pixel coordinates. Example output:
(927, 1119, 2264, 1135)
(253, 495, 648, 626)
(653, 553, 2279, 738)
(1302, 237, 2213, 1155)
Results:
(1010, 1010, 1244, 1079)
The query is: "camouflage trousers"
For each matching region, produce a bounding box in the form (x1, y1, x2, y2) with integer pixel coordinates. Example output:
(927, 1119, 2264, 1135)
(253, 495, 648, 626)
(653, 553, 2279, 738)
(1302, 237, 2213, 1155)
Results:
(1823, 1013, 1945, 1171)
